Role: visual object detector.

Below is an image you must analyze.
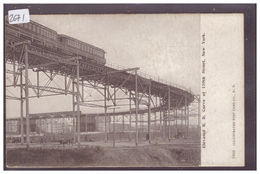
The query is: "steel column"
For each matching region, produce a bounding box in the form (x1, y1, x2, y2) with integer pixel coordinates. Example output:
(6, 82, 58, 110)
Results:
(76, 59, 81, 147)
(159, 92, 162, 132)
(24, 43, 30, 146)
(163, 108, 166, 140)
(148, 83, 151, 144)
(72, 78, 76, 143)
(135, 69, 138, 146)
(129, 92, 132, 141)
(113, 87, 116, 147)
(104, 85, 107, 142)
(13, 52, 16, 87)
(20, 70, 24, 145)
(37, 71, 39, 98)
(187, 106, 189, 137)
(181, 110, 183, 133)
(81, 80, 84, 102)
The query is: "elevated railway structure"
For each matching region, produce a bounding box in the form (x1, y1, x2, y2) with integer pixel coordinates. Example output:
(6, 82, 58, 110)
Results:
(5, 20, 199, 147)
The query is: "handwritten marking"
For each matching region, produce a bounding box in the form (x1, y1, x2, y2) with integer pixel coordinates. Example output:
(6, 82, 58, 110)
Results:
(8, 9, 30, 24)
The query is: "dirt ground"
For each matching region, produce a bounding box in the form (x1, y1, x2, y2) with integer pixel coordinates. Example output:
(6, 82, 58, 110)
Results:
(6, 138, 200, 168)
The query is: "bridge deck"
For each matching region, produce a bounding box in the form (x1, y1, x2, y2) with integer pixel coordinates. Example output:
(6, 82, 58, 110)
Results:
(5, 26, 194, 109)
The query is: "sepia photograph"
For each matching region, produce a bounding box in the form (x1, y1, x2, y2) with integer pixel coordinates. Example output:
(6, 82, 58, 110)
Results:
(4, 4, 253, 169)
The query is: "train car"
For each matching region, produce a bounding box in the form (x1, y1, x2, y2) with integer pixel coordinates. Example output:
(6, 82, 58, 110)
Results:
(5, 18, 59, 49)
(58, 34, 106, 65)
(5, 18, 107, 66)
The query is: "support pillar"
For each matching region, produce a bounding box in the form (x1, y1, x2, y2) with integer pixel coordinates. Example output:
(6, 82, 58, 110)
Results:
(135, 69, 138, 146)
(163, 108, 166, 140)
(129, 92, 132, 141)
(148, 83, 151, 144)
(181, 110, 183, 134)
(187, 106, 189, 137)
(20, 70, 24, 145)
(37, 71, 39, 98)
(108, 114, 111, 133)
(72, 78, 76, 143)
(104, 85, 107, 142)
(24, 43, 30, 146)
(113, 87, 116, 147)
(76, 60, 81, 147)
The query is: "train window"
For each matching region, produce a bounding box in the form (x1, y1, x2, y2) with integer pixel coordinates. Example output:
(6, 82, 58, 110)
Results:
(33, 25, 36, 32)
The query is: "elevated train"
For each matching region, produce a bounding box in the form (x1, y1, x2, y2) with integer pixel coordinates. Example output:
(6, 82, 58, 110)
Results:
(5, 18, 106, 65)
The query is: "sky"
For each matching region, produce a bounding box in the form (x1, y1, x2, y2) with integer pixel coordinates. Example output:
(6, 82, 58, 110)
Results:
(6, 14, 201, 119)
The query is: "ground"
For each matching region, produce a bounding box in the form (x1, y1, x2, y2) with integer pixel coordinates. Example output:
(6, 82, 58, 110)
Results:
(6, 138, 200, 168)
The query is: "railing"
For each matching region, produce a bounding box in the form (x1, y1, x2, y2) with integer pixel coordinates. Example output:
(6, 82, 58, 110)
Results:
(105, 60, 193, 95)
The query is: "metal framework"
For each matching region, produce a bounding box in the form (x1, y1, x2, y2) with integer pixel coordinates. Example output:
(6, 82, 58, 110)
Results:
(5, 23, 198, 148)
